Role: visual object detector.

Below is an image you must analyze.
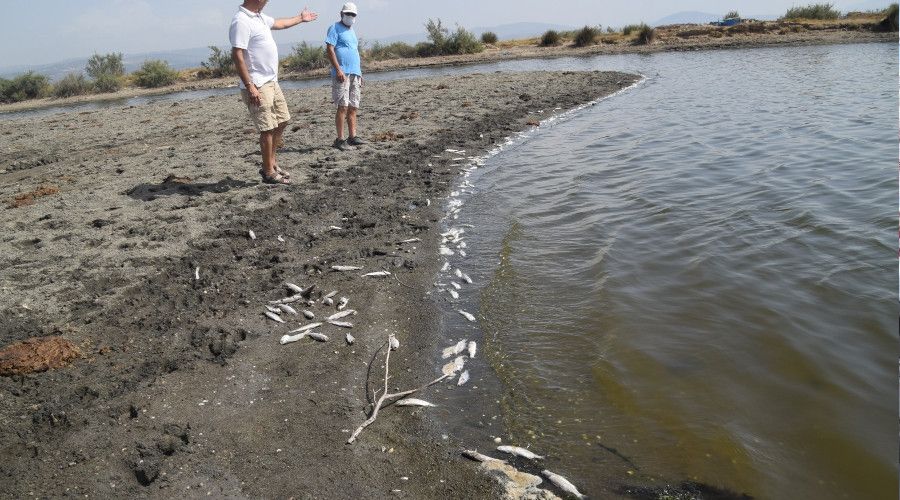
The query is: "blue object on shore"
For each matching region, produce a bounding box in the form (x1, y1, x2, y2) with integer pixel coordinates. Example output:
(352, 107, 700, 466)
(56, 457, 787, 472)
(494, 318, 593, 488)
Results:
(713, 18, 742, 27)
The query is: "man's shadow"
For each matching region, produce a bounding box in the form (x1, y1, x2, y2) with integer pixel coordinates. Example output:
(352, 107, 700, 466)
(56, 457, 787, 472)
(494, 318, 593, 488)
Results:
(126, 175, 256, 201)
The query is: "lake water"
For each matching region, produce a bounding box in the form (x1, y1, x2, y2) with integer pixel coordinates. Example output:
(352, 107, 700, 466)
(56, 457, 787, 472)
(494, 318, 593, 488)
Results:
(5, 42, 896, 499)
(433, 43, 898, 499)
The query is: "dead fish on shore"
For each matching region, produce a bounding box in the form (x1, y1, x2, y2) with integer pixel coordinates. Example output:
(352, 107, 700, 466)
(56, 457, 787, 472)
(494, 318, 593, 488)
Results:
(332, 265, 362, 272)
(399, 238, 421, 244)
(497, 446, 544, 460)
(328, 226, 344, 231)
(265, 305, 282, 314)
(442, 340, 467, 359)
(194, 267, 200, 281)
(324, 291, 338, 299)
(462, 450, 506, 464)
(345, 333, 355, 345)
(462, 274, 473, 284)
(327, 310, 356, 321)
(306, 332, 329, 342)
(363, 271, 391, 277)
(337, 297, 349, 310)
(395, 398, 435, 407)
(280, 333, 306, 345)
(303, 310, 315, 319)
(278, 304, 298, 315)
(277, 235, 285, 243)
(455, 269, 464, 279)
(468, 341, 477, 359)
(458, 310, 476, 322)
(447, 289, 459, 300)
(440, 247, 455, 256)
(289, 322, 323, 333)
(541, 470, 585, 499)
(441, 262, 451, 272)
(329, 321, 354, 329)
(442, 356, 466, 376)
(389, 334, 400, 350)
(323, 297, 334, 306)
(459, 250, 467, 257)
(450, 282, 462, 290)
(286, 283, 304, 294)
(457, 370, 470, 386)
(248, 230, 257, 240)
(264, 311, 285, 323)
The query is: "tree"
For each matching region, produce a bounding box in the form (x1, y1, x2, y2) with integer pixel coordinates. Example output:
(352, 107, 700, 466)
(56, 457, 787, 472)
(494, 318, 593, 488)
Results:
(86, 53, 125, 79)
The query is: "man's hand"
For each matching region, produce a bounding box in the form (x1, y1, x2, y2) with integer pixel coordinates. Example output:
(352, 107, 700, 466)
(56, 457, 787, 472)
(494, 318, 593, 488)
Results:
(300, 7, 318, 22)
(247, 84, 262, 106)
(336, 69, 346, 83)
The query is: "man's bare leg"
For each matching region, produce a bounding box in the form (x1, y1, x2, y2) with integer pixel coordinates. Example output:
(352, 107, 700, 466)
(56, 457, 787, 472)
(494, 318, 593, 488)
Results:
(260, 130, 276, 176)
(274, 122, 287, 150)
(335, 106, 347, 140)
(347, 107, 357, 138)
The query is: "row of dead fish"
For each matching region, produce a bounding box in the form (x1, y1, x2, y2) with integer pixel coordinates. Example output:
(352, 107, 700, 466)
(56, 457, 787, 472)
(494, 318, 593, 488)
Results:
(462, 449, 585, 498)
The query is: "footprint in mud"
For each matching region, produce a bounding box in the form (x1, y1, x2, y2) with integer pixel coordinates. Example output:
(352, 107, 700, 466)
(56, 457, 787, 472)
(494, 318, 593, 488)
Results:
(126, 176, 255, 201)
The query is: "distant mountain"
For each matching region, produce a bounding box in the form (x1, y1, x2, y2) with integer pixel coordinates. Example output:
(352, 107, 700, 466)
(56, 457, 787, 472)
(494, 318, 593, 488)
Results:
(469, 22, 577, 40)
(652, 11, 722, 26)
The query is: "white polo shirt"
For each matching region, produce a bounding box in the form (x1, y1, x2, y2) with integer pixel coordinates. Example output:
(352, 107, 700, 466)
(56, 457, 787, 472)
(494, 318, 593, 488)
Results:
(229, 6, 278, 89)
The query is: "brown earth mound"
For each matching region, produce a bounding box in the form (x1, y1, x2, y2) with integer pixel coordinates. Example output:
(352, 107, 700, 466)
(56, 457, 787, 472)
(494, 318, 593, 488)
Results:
(0, 336, 80, 376)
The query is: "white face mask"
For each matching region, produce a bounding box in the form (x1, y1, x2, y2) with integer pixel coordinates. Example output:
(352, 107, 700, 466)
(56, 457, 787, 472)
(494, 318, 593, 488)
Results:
(342, 14, 356, 27)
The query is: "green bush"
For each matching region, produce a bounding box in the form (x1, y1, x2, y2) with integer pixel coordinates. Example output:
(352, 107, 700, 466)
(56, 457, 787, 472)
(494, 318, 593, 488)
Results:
(281, 42, 328, 72)
(540, 30, 561, 46)
(606, 26, 617, 33)
(0, 72, 50, 103)
(53, 73, 92, 98)
(93, 73, 122, 93)
(424, 18, 448, 53)
(199, 46, 235, 78)
(367, 41, 418, 61)
(636, 25, 657, 44)
(417, 19, 483, 56)
(86, 53, 124, 80)
(879, 3, 898, 31)
(573, 26, 599, 47)
(724, 10, 741, 19)
(133, 60, 178, 88)
(481, 31, 498, 44)
(622, 23, 649, 35)
(447, 26, 484, 54)
(782, 3, 840, 19)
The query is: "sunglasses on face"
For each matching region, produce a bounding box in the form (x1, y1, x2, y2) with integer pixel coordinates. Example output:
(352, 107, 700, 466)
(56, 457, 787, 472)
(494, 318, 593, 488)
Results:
(343, 12, 357, 17)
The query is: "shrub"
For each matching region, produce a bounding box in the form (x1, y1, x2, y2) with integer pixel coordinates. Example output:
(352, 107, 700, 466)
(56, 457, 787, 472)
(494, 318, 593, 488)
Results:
(573, 26, 599, 47)
(198, 46, 235, 78)
(606, 26, 617, 33)
(418, 19, 483, 56)
(424, 18, 449, 53)
(481, 31, 498, 44)
(447, 26, 484, 54)
(622, 23, 649, 35)
(86, 52, 124, 80)
(0, 72, 50, 102)
(133, 60, 178, 88)
(281, 42, 328, 72)
(367, 41, 418, 61)
(879, 3, 898, 31)
(782, 3, 840, 20)
(52, 73, 91, 98)
(93, 73, 122, 93)
(724, 10, 741, 19)
(636, 25, 657, 44)
(540, 30, 561, 46)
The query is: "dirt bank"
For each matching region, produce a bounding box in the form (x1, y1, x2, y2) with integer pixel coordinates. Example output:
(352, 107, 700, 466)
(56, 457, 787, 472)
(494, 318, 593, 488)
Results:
(0, 20, 894, 115)
(0, 71, 639, 498)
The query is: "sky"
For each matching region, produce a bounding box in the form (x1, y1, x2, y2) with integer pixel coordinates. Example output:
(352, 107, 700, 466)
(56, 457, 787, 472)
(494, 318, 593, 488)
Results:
(0, 0, 890, 68)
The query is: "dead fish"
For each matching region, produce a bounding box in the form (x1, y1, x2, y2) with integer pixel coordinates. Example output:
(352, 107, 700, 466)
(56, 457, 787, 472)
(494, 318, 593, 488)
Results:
(332, 265, 362, 272)
(426, 198, 431, 206)
(389, 334, 400, 350)
(278, 304, 298, 315)
(468, 341, 477, 359)
(458, 310, 476, 322)
(280, 333, 306, 345)
(440, 247, 455, 256)
(345, 333, 355, 345)
(462, 274, 473, 284)
(248, 230, 257, 240)
(337, 297, 349, 310)
(306, 332, 329, 342)
(264, 311, 285, 324)
(497, 446, 544, 460)
(395, 398, 435, 407)
(289, 322, 323, 333)
(194, 267, 200, 281)
(447, 289, 459, 300)
(323, 297, 334, 307)
(303, 310, 315, 319)
(271, 294, 302, 305)
(329, 226, 343, 231)
(457, 370, 470, 386)
(454, 340, 467, 355)
(462, 450, 506, 464)
(286, 283, 304, 294)
(277, 235, 285, 243)
(324, 291, 338, 299)
(450, 282, 462, 290)
(265, 305, 282, 314)
(541, 470, 585, 499)
(441, 346, 457, 359)
(442, 359, 461, 377)
(441, 262, 451, 272)
(327, 310, 356, 321)
(459, 250, 467, 257)
(363, 271, 391, 277)
(455, 269, 464, 278)
(400, 238, 421, 244)
(329, 321, 354, 329)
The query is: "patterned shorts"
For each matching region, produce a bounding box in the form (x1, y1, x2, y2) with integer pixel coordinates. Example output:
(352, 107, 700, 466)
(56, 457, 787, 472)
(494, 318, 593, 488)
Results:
(331, 74, 361, 108)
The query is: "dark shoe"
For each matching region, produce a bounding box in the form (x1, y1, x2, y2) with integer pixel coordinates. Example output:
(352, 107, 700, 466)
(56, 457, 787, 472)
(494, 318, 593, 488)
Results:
(347, 136, 367, 146)
(332, 138, 352, 151)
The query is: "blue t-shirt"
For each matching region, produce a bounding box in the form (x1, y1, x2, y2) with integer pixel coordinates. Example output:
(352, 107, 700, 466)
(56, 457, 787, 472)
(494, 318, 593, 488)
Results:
(325, 22, 361, 77)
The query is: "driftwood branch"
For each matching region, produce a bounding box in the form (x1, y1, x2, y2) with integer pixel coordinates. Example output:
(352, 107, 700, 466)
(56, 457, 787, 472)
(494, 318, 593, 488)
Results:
(347, 337, 448, 444)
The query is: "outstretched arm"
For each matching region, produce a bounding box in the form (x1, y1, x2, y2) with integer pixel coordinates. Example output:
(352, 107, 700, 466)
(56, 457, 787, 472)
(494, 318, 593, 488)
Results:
(272, 7, 318, 30)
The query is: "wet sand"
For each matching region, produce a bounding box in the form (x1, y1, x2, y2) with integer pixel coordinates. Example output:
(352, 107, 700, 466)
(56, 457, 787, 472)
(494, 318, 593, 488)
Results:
(0, 71, 638, 498)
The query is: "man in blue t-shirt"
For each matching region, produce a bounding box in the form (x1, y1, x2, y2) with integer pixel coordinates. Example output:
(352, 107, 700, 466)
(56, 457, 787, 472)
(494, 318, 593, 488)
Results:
(325, 2, 366, 151)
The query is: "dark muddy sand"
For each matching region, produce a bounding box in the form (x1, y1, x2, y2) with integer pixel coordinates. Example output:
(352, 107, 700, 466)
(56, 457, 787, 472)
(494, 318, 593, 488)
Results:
(0, 71, 639, 498)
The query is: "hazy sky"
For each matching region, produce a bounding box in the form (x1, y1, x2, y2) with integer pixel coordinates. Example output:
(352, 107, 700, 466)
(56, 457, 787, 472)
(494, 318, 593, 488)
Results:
(0, 0, 888, 68)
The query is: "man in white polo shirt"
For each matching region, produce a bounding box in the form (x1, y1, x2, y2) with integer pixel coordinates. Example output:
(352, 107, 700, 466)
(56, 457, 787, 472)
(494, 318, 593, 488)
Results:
(230, 1, 318, 184)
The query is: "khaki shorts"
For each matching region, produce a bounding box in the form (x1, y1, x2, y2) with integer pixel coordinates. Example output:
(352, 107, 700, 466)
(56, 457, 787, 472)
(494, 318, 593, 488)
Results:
(332, 74, 361, 108)
(241, 81, 290, 132)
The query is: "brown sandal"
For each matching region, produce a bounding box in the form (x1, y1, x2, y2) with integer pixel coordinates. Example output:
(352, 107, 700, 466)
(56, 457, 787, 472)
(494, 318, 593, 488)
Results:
(260, 171, 291, 185)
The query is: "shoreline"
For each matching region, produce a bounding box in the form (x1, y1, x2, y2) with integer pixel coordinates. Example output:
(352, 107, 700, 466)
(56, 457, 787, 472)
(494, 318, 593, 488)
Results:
(0, 71, 639, 497)
(0, 27, 894, 115)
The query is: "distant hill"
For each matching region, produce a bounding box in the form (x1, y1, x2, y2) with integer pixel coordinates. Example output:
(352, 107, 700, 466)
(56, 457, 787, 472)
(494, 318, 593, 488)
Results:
(470, 22, 577, 40)
(652, 11, 722, 26)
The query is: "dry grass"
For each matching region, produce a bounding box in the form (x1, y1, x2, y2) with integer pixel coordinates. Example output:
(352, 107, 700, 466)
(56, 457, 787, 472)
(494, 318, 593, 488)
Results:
(373, 130, 405, 142)
(8, 185, 59, 208)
